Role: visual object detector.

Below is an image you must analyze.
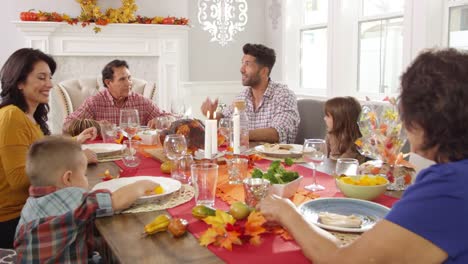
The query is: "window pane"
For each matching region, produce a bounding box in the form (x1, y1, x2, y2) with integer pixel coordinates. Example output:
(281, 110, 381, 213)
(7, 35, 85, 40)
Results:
(449, 5, 468, 50)
(304, 0, 328, 25)
(358, 17, 403, 94)
(301, 28, 327, 91)
(361, 0, 404, 16)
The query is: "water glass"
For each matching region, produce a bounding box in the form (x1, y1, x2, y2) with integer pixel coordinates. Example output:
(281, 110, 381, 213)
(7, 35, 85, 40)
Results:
(176, 154, 194, 184)
(164, 134, 188, 180)
(243, 178, 270, 207)
(99, 121, 118, 143)
(191, 163, 219, 207)
(227, 157, 248, 184)
(218, 118, 232, 146)
(335, 158, 359, 176)
(122, 140, 141, 167)
(303, 138, 327, 192)
(155, 116, 174, 131)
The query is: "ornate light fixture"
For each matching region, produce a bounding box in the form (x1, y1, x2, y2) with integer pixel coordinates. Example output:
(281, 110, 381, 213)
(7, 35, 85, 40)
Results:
(197, 0, 248, 46)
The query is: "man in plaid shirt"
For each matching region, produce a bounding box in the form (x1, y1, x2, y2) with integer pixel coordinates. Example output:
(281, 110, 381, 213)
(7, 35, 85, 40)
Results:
(14, 137, 159, 263)
(201, 43, 300, 143)
(63, 60, 170, 132)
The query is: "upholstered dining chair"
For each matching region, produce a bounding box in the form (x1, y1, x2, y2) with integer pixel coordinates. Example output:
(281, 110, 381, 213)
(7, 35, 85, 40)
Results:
(48, 76, 157, 134)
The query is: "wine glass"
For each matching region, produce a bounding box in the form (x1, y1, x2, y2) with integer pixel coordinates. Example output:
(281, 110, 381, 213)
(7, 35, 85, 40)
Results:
(303, 139, 327, 191)
(218, 118, 232, 147)
(163, 134, 188, 181)
(170, 99, 186, 120)
(120, 109, 140, 167)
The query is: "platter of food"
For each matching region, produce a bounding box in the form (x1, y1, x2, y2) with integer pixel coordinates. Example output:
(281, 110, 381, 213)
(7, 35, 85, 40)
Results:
(298, 197, 390, 232)
(92, 176, 182, 205)
(254, 144, 303, 158)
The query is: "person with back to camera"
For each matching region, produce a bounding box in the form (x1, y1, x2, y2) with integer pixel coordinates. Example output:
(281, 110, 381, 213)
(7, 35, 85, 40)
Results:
(258, 48, 468, 263)
(14, 136, 160, 263)
(324, 96, 365, 163)
(0, 48, 97, 249)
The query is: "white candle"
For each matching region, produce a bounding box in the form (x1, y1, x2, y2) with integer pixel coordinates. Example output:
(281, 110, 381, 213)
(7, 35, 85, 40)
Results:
(204, 111, 212, 159)
(233, 107, 240, 154)
(211, 112, 218, 155)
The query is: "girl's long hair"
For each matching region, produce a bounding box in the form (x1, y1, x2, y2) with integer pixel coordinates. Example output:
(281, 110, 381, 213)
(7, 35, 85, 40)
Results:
(0, 48, 56, 135)
(324, 97, 362, 155)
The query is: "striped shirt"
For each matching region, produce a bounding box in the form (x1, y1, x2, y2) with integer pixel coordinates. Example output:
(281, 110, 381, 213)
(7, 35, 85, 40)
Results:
(63, 88, 168, 128)
(14, 186, 113, 264)
(222, 80, 300, 143)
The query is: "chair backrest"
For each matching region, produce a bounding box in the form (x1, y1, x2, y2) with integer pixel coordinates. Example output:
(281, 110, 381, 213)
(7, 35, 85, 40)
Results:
(294, 98, 327, 144)
(48, 76, 157, 134)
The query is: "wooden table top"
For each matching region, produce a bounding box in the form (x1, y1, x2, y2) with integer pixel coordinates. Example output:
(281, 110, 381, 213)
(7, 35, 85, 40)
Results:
(87, 157, 402, 263)
(87, 162, 223, 264)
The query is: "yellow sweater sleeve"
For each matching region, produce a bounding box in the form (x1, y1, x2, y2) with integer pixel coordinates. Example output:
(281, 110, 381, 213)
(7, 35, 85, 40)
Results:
(0, 106, 43, 191)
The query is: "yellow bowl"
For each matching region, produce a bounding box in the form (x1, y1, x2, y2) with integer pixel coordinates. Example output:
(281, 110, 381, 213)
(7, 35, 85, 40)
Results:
(335, 175, 389, 201)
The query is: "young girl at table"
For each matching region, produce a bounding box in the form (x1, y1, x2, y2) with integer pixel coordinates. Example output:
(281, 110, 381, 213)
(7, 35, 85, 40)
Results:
(323, 96, 365, 163)
(14, 137, 159, 263)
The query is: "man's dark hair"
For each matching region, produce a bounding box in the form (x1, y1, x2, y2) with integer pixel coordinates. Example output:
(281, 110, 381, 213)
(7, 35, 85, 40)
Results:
(243, 43, 276, 76)
(399, 48, 468, 162)
(102, 60, 129, 88)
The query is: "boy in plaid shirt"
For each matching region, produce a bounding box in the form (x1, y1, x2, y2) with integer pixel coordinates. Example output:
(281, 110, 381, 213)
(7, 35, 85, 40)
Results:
(14, 137, 159, 263)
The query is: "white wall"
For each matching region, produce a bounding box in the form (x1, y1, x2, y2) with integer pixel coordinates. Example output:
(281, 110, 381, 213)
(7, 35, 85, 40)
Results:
(187, 0, 266, 81)
(1, 0, 270, 82)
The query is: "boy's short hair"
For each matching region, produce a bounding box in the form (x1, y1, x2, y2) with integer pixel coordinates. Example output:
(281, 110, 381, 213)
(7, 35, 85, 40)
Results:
(26, 136, 85, 186)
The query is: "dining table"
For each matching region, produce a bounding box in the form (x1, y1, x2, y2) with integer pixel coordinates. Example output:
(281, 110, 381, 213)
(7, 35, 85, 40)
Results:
(86, 144, 403, 264)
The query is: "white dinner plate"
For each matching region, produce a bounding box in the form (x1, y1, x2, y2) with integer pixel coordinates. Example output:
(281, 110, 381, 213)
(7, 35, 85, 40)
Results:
(82, 143, 125, 154)
(254, 144, 303, 158)
(92, 176, 182, 205)
(298, 197, 390, 233)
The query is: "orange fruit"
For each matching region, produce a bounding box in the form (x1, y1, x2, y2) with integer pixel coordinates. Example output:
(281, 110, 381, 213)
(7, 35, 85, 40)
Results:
(160, 161, 173, 174)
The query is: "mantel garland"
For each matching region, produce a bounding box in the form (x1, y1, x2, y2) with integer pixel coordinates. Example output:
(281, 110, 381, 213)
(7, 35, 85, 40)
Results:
(19, 0, 189, 33)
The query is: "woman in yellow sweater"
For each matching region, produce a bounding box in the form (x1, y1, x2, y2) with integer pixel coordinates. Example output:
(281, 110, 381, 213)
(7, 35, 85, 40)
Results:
(0, 48, 96, 248)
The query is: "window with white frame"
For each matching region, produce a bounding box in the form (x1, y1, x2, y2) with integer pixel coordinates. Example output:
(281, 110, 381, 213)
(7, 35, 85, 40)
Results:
(448, 1, 468, 50)
(300, 0, 328, 94)
(357, 0, 404, 95)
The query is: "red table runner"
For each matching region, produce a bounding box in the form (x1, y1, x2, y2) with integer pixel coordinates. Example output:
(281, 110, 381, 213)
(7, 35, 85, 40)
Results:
(112, 154, 399, 263)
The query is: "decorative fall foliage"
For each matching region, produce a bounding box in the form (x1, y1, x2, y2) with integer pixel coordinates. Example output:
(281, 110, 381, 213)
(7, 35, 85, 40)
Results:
(198, 210, 268, 250)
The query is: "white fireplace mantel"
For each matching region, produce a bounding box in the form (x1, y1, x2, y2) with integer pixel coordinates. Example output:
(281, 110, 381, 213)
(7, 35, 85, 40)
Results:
(13, 21, 190, 111)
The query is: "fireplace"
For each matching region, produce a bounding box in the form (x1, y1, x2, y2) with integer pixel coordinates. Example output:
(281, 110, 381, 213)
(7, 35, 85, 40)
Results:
(14, 21, 189, 112)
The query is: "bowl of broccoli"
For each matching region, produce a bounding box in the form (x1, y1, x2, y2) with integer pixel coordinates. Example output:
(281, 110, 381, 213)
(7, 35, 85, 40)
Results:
(251, 160, 302, 198)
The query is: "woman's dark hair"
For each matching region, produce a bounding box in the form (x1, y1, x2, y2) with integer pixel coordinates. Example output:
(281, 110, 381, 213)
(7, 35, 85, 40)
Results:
(324, 96, 362, 155)
(399, 48, 468, 163)
(243, 43, 276, 76)
(0, 48, 56, 135)
(102, 59, 129, 88)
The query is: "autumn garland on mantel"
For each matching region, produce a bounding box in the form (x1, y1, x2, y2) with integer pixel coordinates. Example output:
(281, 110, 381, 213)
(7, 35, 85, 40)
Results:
(19, 0, 189, 33)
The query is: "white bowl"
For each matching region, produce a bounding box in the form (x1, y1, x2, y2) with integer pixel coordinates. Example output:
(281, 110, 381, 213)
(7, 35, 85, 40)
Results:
(269, 176, 303, 198)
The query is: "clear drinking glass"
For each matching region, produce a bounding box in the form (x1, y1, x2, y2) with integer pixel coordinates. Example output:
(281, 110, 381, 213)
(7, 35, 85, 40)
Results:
(242, 178, 271, 207)
(163, 134, 188, 181)
(335, 158, 359, 176)
(303, 138, 327, 191)
(178, 153, 194, 184)
(99, 121, 118, 143)
(218, 118, 232, 147)
(191, 163, 219, 207)
(227, 157, 248, 184)
(119, 109, 140, 167)
(122, 140, 141, 167)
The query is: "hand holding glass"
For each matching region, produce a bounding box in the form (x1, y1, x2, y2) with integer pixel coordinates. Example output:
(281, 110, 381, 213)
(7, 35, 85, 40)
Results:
(303, 139, 327, 191)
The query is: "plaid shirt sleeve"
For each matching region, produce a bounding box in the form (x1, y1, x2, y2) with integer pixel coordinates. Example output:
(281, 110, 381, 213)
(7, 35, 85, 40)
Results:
(269, 88, 300, 143)
(14, 189, 113, 264)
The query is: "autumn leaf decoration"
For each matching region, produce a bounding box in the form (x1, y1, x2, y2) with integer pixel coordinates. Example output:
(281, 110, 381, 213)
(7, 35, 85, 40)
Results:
(199, 210, 268, 250)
